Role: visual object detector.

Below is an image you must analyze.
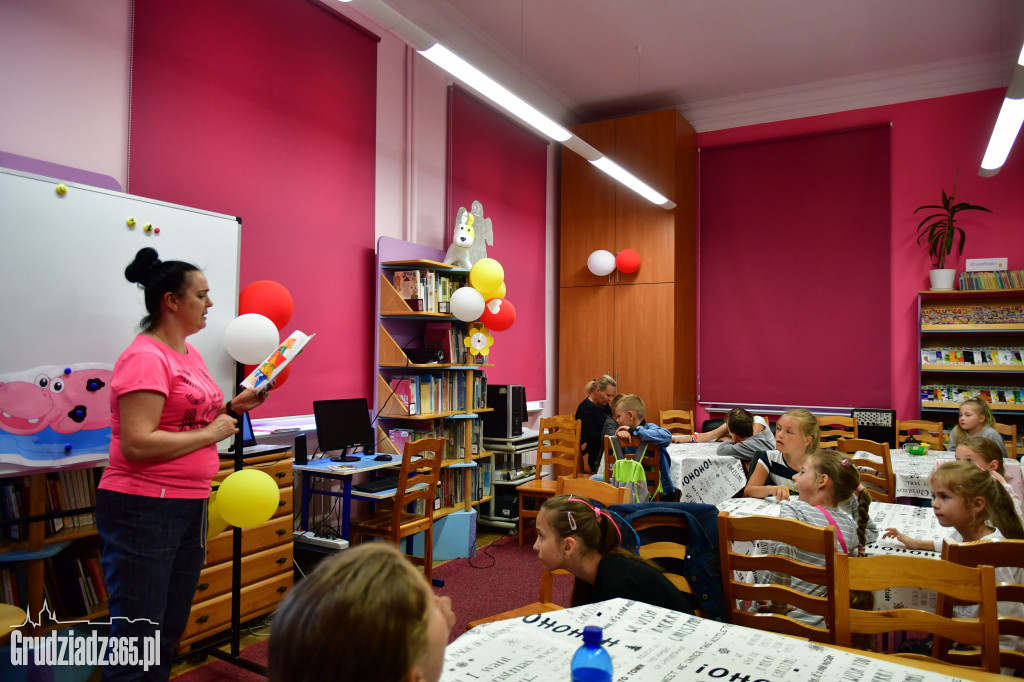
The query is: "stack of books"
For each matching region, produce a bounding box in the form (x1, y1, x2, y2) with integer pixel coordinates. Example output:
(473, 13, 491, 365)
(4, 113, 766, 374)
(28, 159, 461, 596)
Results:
(957, 269, 1024, 291)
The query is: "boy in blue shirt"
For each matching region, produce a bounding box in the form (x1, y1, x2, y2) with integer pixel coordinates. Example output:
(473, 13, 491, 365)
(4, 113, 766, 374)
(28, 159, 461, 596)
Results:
(613, 394, 679, 502)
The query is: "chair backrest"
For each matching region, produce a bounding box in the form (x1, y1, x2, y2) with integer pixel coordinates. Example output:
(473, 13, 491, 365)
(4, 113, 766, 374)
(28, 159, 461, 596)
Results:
(994, 422, 1019, 460)
(534, 415, 581, 481)
(555, 476, 630, 507)
(631, 513, 696, 597)
(833, 553, 1000, 673)
(392, 437, 446, 534)
(836, 437, 896, 503)
(817, 416, 858, 448)
(717, 512, 840, 643)
(660, 409, 694, 436)
(941, 539, 1024, 674)
(610, 434, 662, 498)
(895, 419, 945, 450)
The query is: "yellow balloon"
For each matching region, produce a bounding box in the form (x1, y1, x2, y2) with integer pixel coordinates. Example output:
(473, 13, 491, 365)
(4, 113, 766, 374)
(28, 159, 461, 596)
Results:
(206, 493, 230, 540)
(470, 258, 504, 295)
(480, 282, 506, 300)
(216, 469, 280, 529)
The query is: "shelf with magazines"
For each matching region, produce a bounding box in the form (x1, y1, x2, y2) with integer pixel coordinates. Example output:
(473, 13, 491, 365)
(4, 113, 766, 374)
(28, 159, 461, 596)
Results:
(374, 238, 496, 551)
(918, 290, 1024, 425)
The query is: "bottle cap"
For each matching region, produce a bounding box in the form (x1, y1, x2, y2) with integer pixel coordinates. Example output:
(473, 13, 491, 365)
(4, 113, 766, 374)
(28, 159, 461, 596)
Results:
(582, 625, 602, 645)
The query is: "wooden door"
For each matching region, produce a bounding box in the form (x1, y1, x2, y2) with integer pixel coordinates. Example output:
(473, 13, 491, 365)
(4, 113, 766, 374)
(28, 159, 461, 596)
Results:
(558, 285, 615, 415)
(613, 283, 676, 422)
(560, 119, 617, 288)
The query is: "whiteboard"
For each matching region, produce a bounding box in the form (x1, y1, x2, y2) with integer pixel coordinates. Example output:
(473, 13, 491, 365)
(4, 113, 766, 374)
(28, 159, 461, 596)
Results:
(0, 168, 240, 472)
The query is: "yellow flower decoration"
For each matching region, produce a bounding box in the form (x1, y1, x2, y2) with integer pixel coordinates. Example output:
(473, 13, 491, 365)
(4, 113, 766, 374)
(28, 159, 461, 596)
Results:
(463, 324, 494, 357)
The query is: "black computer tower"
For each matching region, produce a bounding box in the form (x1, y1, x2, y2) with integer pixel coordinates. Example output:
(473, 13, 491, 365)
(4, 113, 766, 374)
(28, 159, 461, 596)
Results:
(483, 384, 525, 438)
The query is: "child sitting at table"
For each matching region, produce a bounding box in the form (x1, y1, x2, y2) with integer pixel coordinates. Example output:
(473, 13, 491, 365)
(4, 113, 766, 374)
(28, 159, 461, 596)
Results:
(613, 394, 678, 501)
(744, 408, 818, 499)
(953, 435, 1023, 516)
(764, 449, 873, 624)
(534, 494, 695, 613)
(883, 460, 1024, 551)
(682, 408, 772, 445)
(949, 397, 1007, 457)
(710, 408, 776, 462)
(268, 543, 455, 682)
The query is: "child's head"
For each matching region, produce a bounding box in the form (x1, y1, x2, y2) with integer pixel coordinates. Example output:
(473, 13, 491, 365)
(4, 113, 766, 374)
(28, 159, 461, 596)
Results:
(930, 460, 1024, 539)
(726, 408, 755, 440)
(955, 436, 1005, 475)
(268, 543, 450, 682)
(585, 375, 618, 406)
(775, 409, 819, 455)
(534, 495, 621, 571)
(613, 394, 645, 428)
(797, 449, 873, 549)
(958, 398, 995, 435)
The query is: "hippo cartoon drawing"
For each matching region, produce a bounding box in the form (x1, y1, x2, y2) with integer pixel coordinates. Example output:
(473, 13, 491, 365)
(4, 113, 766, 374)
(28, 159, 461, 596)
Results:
(0, 364, 113, 436)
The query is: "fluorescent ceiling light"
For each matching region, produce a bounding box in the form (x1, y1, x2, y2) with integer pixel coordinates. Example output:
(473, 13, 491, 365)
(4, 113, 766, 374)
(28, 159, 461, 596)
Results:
(419, 44, 571, 143)
(589, 157, 671, 206)
(979, 39, 1024, 177)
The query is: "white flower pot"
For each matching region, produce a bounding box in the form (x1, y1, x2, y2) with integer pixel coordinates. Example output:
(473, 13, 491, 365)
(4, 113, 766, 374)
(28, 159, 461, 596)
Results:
(929, 268, 956, 291)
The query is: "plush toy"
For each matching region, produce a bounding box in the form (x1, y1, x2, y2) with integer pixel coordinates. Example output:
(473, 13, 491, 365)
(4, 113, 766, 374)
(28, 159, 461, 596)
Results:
(443, 209, 475, 269)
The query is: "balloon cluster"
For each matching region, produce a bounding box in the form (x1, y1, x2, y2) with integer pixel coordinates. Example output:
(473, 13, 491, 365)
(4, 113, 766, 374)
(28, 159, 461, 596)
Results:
(450, 258, 517, 332)
(223, 281, 295, 388)
(587, 249, 642, 276)
(207, 469, 281, 539)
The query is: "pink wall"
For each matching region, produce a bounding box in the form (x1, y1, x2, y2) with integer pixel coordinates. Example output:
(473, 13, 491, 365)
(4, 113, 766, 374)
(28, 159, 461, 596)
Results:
(695, 88, 1024, 427)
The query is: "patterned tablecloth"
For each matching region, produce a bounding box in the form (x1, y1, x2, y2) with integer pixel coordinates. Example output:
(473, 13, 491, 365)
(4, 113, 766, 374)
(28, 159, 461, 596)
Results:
(856, 448, 1023, 500)
(665, 441, 747, 506)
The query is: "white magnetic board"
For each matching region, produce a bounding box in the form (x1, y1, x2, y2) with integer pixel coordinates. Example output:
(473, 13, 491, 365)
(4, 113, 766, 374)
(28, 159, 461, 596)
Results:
(0, 168, 240, 472)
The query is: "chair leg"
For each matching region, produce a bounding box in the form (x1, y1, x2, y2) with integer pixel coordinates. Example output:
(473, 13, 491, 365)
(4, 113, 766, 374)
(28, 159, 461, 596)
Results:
(518, 493, 525, 546)
(423, 526, 433, 583)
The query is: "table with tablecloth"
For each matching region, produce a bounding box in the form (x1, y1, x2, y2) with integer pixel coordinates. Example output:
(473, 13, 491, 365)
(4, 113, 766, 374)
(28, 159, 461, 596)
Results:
(665, 441, 747, 505)
(853, 448, 1024, 500)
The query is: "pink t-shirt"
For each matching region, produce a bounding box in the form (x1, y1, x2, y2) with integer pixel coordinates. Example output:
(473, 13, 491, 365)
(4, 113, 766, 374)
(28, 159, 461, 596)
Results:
(99, 335, 223, 499)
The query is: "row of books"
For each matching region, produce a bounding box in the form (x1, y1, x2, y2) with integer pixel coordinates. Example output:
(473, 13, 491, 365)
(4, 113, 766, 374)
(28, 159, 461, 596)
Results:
(922, 347, 1024, 366)
(392, 269, 463, 314)
(920, 385, 1024, 404)
(414, 461, 493, 514)
(44, 540, 107, 619)
(957, 269, 1024, 291)
(0, 468, 102, 541)
(387, 419, 485, 459)
(388, 371, 487, 416)
(0, 566, 26, 608)
(921, 304, 1024, 325)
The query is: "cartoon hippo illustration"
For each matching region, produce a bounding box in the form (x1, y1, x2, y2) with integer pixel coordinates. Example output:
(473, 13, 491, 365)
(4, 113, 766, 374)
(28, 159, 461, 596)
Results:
(0, 364, 113, 436)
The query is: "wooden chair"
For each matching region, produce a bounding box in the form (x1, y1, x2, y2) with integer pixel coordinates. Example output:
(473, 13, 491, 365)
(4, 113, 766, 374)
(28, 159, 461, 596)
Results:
(940, 539, 1024, 675)
(660, 409, 695, 436)
(350, 437, 446, 583)
(994, 422, 1019, 459)
(717, 511, 840, 644)
(833, 553, 1000, 674)
(895, 419, 945, 450)
(630, 512, 704, 615)
(516, 415, 580, 545)
(817, 416, 858, 448)
(837, 437, 896, 503)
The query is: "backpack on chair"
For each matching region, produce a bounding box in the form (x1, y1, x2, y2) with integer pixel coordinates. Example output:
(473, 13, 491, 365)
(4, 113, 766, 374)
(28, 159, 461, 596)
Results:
(608, 438, 651, 503)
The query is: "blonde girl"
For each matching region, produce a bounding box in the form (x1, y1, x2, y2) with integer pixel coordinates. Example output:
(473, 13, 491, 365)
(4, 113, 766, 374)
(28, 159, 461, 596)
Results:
(949, 398, 1006, 457)
(954, 435, 1023, 517)
(268, 543, 455, 682)
(744, 408, 818, 499)
(534, 495, 693, 613)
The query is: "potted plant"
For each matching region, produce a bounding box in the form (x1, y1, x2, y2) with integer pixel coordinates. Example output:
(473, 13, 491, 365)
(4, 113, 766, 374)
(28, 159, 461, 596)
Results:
(914, 172, 992, 291)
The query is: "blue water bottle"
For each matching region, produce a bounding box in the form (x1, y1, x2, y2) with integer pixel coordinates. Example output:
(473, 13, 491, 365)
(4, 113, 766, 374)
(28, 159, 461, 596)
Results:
(570, 625, 613, 682)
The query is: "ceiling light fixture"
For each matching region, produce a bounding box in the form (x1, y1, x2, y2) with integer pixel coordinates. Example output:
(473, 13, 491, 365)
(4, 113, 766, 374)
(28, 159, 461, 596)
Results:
(334, 0, 676, 209)
(980, 41, 1024, 177)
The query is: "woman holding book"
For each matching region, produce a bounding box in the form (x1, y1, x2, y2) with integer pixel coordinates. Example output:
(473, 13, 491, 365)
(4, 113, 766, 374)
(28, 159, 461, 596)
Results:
(96, 247, 268, 681)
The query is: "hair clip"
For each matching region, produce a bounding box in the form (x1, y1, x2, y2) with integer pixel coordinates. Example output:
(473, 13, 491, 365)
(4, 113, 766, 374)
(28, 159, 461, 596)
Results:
(855, 484, 864, 494)
(567, 511, 577, 531)
(840, 458, 849, 466)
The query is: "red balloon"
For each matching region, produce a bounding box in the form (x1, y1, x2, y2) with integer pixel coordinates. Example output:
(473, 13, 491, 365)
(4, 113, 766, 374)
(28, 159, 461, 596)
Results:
(480, 298, 517, 332)
(243, 362, 292, 389)
(239, 281, 294, 331)
(616, 249, 642, 273)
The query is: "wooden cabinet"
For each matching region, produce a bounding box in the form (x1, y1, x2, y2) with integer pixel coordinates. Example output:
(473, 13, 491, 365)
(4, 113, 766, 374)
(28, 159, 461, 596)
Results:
(558, 109, 697, 421)
(176, 451, 293, 653)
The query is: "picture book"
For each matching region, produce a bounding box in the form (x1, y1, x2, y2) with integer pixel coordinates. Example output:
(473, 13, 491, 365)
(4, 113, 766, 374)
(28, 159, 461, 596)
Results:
(241, 330, 315, 390)
(393, 270, 425, 311)
(389, 378, 417, 415)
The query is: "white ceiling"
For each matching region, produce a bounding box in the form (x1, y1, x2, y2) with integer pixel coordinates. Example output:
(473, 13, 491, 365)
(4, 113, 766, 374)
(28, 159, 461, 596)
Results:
(376, 0, 1024, 131)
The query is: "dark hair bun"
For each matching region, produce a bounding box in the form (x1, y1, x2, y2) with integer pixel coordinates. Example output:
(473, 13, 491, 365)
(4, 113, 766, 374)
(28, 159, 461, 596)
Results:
(125, 247, 162, 287)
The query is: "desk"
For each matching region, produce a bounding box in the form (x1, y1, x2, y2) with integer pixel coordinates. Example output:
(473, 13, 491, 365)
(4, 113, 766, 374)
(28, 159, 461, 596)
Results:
(665, 442, 747, 505)
(853, 448, 1024, 500)
(441, 598, 998, 681)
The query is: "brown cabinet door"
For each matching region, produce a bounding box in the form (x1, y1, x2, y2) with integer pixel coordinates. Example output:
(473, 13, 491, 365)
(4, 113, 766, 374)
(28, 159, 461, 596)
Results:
(613, 283, 676, 421)
(558, 285, 615, 415)
(560, 119, 616, 288)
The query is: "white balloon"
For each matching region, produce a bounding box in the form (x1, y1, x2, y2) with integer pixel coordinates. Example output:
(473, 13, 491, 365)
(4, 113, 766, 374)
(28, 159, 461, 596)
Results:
(450, 286, 485, 322)
(587, 249, 616, 276)
(224, 314, 279, 364)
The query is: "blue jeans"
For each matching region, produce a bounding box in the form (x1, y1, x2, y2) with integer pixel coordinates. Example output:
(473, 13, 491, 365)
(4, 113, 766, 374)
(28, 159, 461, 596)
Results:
(96, 489, 207, 681)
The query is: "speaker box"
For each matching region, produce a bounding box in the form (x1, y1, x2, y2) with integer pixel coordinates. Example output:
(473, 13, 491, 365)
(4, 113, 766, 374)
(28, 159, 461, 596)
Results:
(851, 408, 896, 448)
(294, 433, 308, 465)
(483, 384, 525, 438)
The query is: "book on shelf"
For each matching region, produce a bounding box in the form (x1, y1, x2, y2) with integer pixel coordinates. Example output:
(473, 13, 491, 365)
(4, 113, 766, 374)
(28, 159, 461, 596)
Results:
(424, 322, 455, 363)
(389, 379, 417, 415)
(241, 330, 315, 391)
(393, 270, 426, 311)
(958, 268, 1024, 291)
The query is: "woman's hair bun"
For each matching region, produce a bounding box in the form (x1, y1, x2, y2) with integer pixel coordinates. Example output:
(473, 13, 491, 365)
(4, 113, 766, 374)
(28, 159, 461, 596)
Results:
(125, 247, 162, 287)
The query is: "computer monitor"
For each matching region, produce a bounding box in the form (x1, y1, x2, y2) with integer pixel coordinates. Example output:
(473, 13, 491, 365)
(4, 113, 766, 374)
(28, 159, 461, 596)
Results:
(227, 411, 259, 451)
(312, 398, 374, 462)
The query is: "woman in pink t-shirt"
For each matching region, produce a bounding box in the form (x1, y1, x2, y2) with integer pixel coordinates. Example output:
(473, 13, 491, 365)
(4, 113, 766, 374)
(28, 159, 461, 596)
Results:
(97, 247, 268, 681)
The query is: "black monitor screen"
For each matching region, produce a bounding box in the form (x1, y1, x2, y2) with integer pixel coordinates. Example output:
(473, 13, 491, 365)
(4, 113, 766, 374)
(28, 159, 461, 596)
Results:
(313, 398, 373, 454)
(239, 411, 257, 447)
